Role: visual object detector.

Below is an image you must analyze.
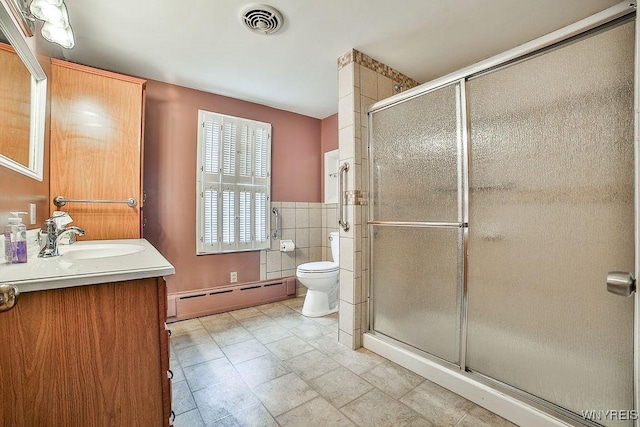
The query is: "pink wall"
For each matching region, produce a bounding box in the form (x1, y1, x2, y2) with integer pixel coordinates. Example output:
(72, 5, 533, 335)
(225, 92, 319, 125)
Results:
(320, 114, 338, 202)
(144, 80, 323, 293)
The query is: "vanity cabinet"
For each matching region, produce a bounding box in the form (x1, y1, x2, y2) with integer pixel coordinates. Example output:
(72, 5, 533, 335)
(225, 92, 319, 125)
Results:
(50, 59, 146, 239)
(0, 277, 171, 426)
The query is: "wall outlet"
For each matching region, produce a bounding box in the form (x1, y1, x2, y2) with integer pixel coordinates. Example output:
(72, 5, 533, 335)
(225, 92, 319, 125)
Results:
(230, 271, 238, 283)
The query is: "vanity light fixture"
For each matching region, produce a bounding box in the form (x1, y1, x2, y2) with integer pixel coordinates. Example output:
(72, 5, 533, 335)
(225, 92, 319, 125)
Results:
(6, 0, 74, 48)
(29, 0, 74, 48)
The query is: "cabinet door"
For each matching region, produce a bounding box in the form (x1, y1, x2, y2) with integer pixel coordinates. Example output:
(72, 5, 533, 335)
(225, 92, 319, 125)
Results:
(0, 279, 164, 425)
(50, 60, 145, 239)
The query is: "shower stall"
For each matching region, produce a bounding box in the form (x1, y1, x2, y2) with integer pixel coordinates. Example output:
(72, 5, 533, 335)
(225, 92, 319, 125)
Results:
(365, 4, 636, 426)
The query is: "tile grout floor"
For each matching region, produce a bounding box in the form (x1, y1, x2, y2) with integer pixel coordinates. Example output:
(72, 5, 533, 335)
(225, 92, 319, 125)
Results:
(169, 297, 516, 427)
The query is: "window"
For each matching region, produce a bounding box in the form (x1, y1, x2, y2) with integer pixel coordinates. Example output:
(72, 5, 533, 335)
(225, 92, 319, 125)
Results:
(196, 110, 271, 254)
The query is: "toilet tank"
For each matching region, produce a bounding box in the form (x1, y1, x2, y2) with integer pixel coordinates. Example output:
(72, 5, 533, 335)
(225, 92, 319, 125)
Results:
(329, 231, 339, 263)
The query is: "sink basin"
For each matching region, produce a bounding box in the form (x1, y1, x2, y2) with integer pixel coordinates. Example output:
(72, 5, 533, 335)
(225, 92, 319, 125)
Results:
(59, 243, 146, 260)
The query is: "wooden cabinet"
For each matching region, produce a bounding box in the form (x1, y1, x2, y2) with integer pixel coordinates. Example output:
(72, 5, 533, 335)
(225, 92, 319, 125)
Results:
(50, 59, 146, 239)
(0, 278, 171, 426)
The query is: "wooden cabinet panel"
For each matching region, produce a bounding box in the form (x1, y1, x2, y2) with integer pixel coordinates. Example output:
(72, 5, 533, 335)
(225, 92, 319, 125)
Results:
(0, 279, 167, 426)
(50, 59, 146, 239)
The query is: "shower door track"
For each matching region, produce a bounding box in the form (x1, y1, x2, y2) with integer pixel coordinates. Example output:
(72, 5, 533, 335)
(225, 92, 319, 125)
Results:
(365, 2, 639, 426)
(365, 331, 598, 427)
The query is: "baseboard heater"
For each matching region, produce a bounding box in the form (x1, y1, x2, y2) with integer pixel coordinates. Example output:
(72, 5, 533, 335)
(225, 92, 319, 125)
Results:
(167, 276, 297, 322)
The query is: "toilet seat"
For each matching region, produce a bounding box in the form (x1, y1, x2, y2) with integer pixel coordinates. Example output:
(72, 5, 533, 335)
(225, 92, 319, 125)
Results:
(296, 261, 339, 274)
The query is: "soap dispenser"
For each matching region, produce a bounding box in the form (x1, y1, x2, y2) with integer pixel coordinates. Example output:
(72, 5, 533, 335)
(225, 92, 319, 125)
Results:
(4, 212, 28, 263)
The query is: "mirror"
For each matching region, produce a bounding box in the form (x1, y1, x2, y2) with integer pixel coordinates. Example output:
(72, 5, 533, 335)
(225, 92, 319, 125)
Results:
(0, 3, 46, 181)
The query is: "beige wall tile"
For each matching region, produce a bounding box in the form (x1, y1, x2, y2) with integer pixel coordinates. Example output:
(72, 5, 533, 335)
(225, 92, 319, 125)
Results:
(295, 208, 309, 228)
(338, 95, 355, 129)
(354, 63, 360, 88)
(340, 269, 355, 303)
(354, 111, 361, 140)
(340, 236, 354, 272)
(260, 264, 267, 280)
(338, 62, 354, 98)
(281, 208, 296, 229)
(295, 247, 309, 265)
(338, 330, 353, 349)
(295, 228, 310, 248)
(361, 95, 377, 113)
(377, 74, 393, 101)
(354, 87, 361, 113)
(355, 252, 363, 279)
(281, 228, 295, 241)
(309, 227, 322, 247)
(360, 302, 369, 333)
(361, 274, 369, 304)
(267, 271, 282, 280)
(282, 268, 296, 277)
(339, 300, 355, 332)
(309, 246, 322, 262)
(282, 252, 296, 270)
(353, 137, 362, 163)
(267, 250, 282, 273)
(339, 126, 355, 161)
(309, 208, 322, 228)
(360, 66, 378, 99)
(353, 276, 362, 304)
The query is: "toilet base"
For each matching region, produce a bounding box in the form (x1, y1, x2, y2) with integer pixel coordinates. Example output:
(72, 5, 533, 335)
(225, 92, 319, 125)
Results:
(301, 289, 339, 318)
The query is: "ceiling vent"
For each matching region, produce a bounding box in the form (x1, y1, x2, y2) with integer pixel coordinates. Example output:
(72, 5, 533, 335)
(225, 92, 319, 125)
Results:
(241, 4, 284, 35)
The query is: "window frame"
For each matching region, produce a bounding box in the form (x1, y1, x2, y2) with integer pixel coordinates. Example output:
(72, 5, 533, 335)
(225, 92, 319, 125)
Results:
(196, 110, 272, 254)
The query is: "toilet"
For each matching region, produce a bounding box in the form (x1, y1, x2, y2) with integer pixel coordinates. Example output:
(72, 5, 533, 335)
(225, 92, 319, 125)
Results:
(296, 231, 340, 317)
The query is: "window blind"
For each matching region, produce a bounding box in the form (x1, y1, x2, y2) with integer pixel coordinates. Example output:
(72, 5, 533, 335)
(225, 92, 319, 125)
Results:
(196, 110, 271, 254)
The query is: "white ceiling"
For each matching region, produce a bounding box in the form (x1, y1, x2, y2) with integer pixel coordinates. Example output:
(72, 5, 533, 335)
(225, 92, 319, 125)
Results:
(60, 0, 621, 119)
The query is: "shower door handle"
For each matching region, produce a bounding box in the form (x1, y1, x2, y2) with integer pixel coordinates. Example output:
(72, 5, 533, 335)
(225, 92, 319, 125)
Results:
(606, 271, 636, 297)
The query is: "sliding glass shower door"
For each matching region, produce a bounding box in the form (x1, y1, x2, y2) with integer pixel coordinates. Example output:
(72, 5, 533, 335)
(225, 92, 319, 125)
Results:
(370, 82, 465, 364)
(368, 17, 635, 425)
(465, 21, 635, 421)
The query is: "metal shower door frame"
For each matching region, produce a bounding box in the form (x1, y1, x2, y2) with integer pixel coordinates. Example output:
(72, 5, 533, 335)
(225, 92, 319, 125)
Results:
(366, 1, 639, 424)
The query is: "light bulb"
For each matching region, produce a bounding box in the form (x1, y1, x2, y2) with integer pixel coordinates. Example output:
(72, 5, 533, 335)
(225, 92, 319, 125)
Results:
(30, 0, 70, 27)
(41, 22, 75, 49)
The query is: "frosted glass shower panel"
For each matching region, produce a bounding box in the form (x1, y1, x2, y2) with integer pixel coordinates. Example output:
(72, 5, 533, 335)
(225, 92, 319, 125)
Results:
(371, 226, 460, 364)
(466, 21, 634, 422)
(371, 83, 461, 222)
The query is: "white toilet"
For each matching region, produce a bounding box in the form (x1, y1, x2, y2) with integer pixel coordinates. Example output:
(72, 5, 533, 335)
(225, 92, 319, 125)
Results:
(296, 231, 340, 317)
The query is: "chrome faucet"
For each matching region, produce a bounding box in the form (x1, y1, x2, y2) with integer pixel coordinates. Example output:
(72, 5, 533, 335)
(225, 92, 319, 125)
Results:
(38, 218, 86, 258)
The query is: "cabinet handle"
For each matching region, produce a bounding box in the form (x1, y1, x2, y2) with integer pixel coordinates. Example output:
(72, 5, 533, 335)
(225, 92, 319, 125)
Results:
(164, 322, 171, 336)
(170, 410, 176, 424)
(0, 284, 19, 312)
(167, 369, 173, 379)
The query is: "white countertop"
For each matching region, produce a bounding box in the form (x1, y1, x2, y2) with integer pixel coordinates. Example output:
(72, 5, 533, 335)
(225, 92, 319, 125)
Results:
(0, 233, 175, 293)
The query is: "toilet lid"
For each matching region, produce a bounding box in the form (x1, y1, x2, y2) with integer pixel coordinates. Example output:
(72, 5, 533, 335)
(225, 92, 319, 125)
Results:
(297, 261, 339, 273)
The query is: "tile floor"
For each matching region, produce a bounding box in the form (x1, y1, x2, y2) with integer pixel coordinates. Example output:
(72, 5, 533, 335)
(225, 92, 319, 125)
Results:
(169, 297, 516, 427)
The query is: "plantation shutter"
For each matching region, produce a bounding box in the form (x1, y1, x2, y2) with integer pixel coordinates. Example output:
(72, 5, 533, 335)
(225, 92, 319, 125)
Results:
(197, 110, 271, 254)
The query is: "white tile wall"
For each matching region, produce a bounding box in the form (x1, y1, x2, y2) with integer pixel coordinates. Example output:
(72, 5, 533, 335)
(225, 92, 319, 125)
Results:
(337, 55, 417, 349)
(261, 201, 338, 296)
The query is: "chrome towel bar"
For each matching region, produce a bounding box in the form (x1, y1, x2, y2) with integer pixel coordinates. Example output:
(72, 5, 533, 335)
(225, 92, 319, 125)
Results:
(53, 195, 138, 208)
(338, 162, 350, 232)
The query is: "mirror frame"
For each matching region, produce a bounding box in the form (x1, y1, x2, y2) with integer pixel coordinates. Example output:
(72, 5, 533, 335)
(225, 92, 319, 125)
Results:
(0, 0, 47, 181)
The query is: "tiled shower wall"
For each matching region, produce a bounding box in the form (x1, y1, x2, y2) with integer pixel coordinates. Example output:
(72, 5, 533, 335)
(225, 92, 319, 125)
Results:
(260, 201, 339, 295)
(337, 49, 419, 349)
